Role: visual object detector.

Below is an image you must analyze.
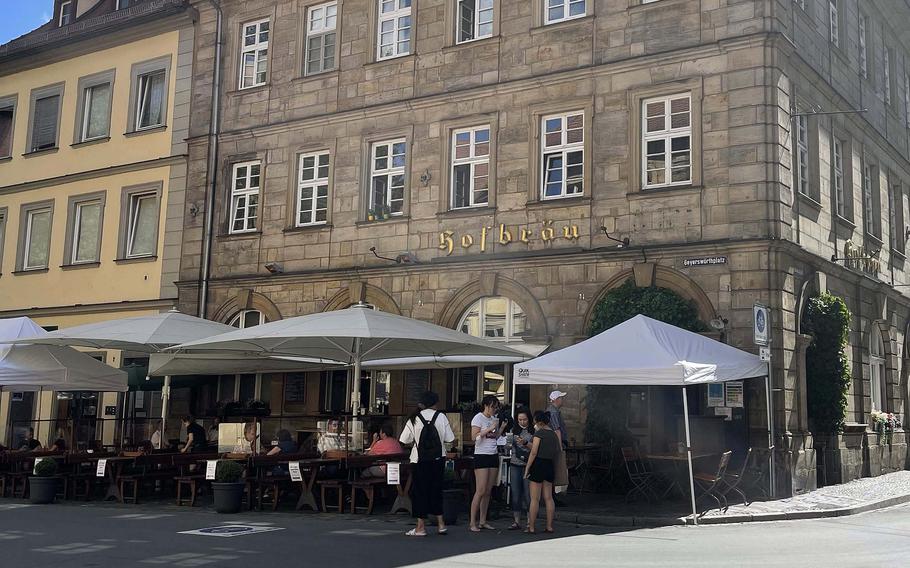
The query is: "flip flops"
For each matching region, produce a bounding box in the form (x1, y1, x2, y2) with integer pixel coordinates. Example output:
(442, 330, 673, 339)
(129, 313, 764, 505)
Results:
(405, 528, 427, 537)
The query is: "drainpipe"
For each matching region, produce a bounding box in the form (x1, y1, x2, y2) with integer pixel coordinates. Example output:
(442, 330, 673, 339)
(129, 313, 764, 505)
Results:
(198, 0, 223, 319)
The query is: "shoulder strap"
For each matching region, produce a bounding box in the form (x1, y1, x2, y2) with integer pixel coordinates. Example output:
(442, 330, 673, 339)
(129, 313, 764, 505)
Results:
(417, 412, 430, 427)
(429, 411, 440, 426)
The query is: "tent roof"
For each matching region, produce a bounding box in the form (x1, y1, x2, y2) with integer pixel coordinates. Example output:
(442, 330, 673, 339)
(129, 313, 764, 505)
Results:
(513, 315, 767, 386)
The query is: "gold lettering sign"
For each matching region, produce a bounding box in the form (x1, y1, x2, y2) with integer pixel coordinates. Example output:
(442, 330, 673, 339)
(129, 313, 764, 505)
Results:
(843, 240, 881, 275)
(438, 221, 580, 256)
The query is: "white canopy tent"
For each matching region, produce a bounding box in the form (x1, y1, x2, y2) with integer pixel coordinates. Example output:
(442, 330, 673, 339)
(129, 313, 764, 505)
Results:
(512, 315, 772, 524)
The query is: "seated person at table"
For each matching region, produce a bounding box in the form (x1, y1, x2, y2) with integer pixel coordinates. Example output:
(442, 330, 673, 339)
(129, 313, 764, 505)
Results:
(137, 440, 154, 455)
(207, 418, 221, 447)
(180, 416, 207, 453)
(232, 422, 260, 454)
(19, 428, 42, 451)
(48, 437, 67, 453)
(362, 423, 404, 478)
(150, 421, 163, 450)
(266, 429, 297, 456)
(317, 418, 347, 455)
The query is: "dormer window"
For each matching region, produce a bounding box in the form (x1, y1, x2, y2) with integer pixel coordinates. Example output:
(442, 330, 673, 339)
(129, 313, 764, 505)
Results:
(59, 1, 74, 27)
(116, 0, 133, 9)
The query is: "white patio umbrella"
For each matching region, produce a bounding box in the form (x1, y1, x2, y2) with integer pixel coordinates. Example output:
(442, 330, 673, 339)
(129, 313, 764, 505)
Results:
(168, 303, 530, 416)
(10, 309, 237, 448)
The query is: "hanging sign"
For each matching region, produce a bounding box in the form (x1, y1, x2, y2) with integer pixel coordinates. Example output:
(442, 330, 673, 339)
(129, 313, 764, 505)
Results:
(725, 382, 744, 408)
(96, 459, 108, 477)
(386, 462, 401, 485)
(288, 461, 303, 482)
(753, 303, 770, 346)
(205, 460, 218, 480)
(707, 384, 725, 407)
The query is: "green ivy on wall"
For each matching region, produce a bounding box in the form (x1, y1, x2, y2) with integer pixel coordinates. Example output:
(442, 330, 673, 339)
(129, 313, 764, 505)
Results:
(802, 292, 852, 434)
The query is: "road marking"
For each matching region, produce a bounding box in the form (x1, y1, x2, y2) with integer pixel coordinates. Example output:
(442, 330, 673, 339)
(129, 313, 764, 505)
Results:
(178, 525, 285, 538)
(142, 552, 239, 566)
(112, 513, 175, 520)
(0, 504, 33, 511)
(33, 542, 116, 555)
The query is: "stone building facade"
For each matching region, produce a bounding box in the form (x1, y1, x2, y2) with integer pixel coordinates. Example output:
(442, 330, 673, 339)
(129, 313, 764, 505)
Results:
(175, 0, 910, 496)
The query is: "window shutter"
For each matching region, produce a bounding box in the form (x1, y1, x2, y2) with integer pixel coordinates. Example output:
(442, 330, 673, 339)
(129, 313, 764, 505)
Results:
(0, 107, 12, 157)
(33, 96, 59, 150)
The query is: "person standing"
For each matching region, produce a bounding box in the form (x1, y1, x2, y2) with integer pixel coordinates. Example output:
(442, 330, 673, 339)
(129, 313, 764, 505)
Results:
(508, 408, 534, 530)
(399, 391, 455, 536)
(524, 410, 560, 534)
(546, 391, 569, 448)
(180, 416, 206, 453)
(469, 395, 503, 532)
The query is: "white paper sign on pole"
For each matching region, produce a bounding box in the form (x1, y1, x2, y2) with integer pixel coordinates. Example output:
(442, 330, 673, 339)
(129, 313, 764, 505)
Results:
(289, 461, 303, 482)
(205, 460, 218, 480)
(386, 462, 400, 485)
(96, 458, 107, 477)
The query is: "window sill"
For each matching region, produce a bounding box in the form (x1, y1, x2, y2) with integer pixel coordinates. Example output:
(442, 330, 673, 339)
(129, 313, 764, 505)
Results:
(60, 262, 101, 270)
(283, 223, 333, 234)
(627, 185, 702, 200)
(23, 147, 59, 158)
(227, 84, 271, 97)
(366, 53, 416, 69)
(890, 249, 907, 262)
(216, 231, 262, 240)
(356, 215, 410, 227)
(864, 233, 884, 250)
(526, 195, 590, 208)
(12, 268, 49, 275)
(71, 136, 111, 148)
(444, 36, 501, 54)
(834, 214, 856, 231)
(293, 69, 340, 84)
(797, 192, 823, 213)
(125, 125, 167, 138)
(113, 255, 158, 265)
(531, 15, 594, 36)
(437, 206, 497, 218)
(0, 156, 11, 164)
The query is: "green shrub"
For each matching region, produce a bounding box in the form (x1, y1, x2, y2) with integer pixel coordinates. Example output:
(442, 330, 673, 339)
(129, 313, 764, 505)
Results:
(588, 279, 707, 336)
(802, 292, 852, 434)
(215, 460, 244, 483)
(34, 458, 58, 477)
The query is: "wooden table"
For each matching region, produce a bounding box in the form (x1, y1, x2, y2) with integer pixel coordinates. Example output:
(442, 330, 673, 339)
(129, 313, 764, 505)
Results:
(646, 452, 716, 498)
(344, 453, 411, 514)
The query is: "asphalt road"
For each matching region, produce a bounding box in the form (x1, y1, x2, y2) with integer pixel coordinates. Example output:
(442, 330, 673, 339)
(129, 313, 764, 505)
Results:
(1, 500, 909, 567)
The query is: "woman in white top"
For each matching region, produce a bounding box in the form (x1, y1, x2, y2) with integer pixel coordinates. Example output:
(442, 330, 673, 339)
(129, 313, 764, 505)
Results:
(469, 395, 505, 532)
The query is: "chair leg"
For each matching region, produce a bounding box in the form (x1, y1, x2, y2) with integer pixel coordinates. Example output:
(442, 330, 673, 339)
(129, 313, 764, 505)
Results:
(176, 481, 183, 506)
(366, 487, 375, 515)
(350, 486, 357, 514)
(321, 485, 327, 512)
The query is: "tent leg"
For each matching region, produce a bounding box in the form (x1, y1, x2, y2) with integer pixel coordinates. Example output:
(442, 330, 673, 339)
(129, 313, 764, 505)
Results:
(765, 372, 775, 499)
(682, 387, 698, 526)
(508, 374, 517, 506)
(351, 338, 362, 417)
(160, 376, 171, 450)
(36, 387, 43, 446)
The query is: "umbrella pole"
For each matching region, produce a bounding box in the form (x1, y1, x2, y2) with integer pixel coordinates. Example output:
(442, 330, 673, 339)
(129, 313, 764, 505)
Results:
(351, 338, 362, 418)
(682, 386, 698, 526)
(765, 372, 775, 498)
(160, 376, 171, 450)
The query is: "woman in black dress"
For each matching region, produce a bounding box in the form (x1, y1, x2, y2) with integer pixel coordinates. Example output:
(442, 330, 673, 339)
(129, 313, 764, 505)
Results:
(524, 410, 559, 534)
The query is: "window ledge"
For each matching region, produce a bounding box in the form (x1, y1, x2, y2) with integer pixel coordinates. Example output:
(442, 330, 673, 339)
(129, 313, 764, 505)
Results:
(113, 255, 158, 265)
(864, 233, 884, 249)
(531, 15, 594, 36)
(283, 223, 333, 234)
(890, 249, 907, 262)
(71, 137, 111, 148)
(834, 215, 856, 231)
(227, 84, 271, 97)
(0, 156, 11, 164)
(627, 185, 702, 200)
(366, 53, 416, 69)
(356, 215, 410, 227)
(444, 36, 501, 54)
(293, 69, 340, 84)
(526, 195, 590, 208)
(12, 268, 49, 275)
(23, 147, 59, 158)
(216, 231, 262, 240)
(125, 125, 167, 138)
(797, 192, 823, 212)
(437, 206, 497, 218)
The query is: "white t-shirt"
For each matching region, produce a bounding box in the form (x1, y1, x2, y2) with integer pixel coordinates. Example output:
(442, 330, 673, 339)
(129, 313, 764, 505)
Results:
(399, 409, 456, 463)
(471, 412, 499, 455)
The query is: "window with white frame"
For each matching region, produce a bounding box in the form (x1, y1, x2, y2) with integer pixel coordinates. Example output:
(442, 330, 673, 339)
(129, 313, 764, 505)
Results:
(23, 207, 52, 270)
(59, 1, 74, 26)
(135, 70, 166, 130)
(795, 114, 810, 197)
(859, 15, 868, 79)
(833, 138, 845, 217)
(80, 82, 112, 142)
(541, 112, 584, 199)
(71, 200, 103, 264)
(642, 94, 692, 189)
(863, 162, 876, 236)
(0, 208, 6, 271)
(126, 192, 159, 258)
(457, 0, 494, 43)
(305, 2, 337, 75)
(229, 309, 264, 329)
(369, 140, 406, 216)
(887, 174, 902, 251)
(884, 47, 892, 105)
(545, 0, 586, 25)
(116, 0, 133, 9)
(230, 161, 261, 233)
(377, 0, 412, 60)
(828, 1, 839, 47)
(451, 126, 490, 209)
(240, 19, 270, 89)
(870, 328, 886, 411)
(459, 297, 529, 342)
(296, 152, 330, 226)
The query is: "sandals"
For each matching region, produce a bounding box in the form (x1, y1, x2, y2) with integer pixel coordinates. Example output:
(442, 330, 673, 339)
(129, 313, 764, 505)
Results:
(479, 523, 496, 530)
(469, 525, 481, 533)
(438, 528, 448, 535)
(544, 528, 555, 533)
(508, 522, 521, 531)
(405, 528, 427, 537)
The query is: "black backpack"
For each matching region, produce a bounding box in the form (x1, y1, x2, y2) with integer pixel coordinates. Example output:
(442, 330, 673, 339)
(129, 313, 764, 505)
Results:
(416, 411, 443, 462)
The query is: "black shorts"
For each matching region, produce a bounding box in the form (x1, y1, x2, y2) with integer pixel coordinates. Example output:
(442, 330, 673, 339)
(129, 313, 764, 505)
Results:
(528, 458, 555, 483)
(473, 453, 499, 469)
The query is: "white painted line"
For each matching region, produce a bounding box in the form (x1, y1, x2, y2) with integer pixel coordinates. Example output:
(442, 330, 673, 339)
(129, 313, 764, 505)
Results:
(178, 525, 286, 538)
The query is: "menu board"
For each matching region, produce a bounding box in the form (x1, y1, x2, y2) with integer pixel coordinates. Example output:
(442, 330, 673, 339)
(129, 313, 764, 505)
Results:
(405, 370, 430, 407)
(284, 374, 307, 404)
(725, 382, 744, 408)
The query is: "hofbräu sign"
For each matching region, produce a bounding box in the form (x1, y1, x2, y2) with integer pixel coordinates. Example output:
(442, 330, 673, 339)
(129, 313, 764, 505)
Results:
(438, 221, 580, 255)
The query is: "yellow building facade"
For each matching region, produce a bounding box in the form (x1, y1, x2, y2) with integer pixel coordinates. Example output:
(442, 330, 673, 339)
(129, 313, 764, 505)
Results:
(0, 0, 196, 448)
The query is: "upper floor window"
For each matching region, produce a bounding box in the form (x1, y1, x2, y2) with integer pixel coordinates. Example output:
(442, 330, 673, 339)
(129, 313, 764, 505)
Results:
(28, 87, 63, 153)
(229, 310, 264, 329)
(77, 72, 113, 143)
(858, 15, 868, 79)
(457, 0, 494, 44)
(59, 1, 74, 26)
(459, 297, 529, 342)
(832, 138, 845, 218)
(377, 0, 411, 60)
(870, 329, 885, 411)
(296, 152, 330, 226)
(230, 161, 261, 233)
(887, 174, 903, 252)
(862, 161, 878, 237)
(116, 0, 133, 9)
(240, 19, 270, 89)
(883, 47, 893, 105)
(69, 199, 103, 265)
(0, 97, 14, 159)
(642, 94, 691, 189)
(905, 72, 910, 128)
(369, 140, 406, 217)
(828, 1, 839, 47)
(541, 112, 584, 199)
(451, 126, 490, 209)
(125, 191, 159, 258)
(136, 70, 166, 130)
(0, 208, 6, 272)
(795, 114, 809, 197)
(305, 2, 337, 75)
(545, 0, 586, 25)
(22, 205, 53, 271)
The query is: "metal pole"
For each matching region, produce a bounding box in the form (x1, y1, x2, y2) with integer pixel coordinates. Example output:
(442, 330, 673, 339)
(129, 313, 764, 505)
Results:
(682, 386, 698, 525)
(765, 369, 776, 498)
(351, 338, 362, 417)
(160, 376, 171, 450)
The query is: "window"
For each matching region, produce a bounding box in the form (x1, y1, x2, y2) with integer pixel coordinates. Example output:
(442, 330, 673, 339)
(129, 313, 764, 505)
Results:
(870, 329, 886, 411)
(126, 192, 159, 258)
(459, 297, 529, 342)
(0, 96, 14, 159)
(135, 70, 166, 130)
(457, 0, 494, 43)
(28, 86, 63, 153)
(296, 152, 330, 226)
(863, 162, 877, 236)
(832, 138, 845, 217)
(116, 0, 133, 9)
(22, 205, 53, 270)
(828, 1, 839, 47)
(795, 114, 810, 197)
(230, 161, 261, 233)
(887, 174, 903, 252)
(369, 140, 406, 216)
(905, 72, 910, 127)
(858, 15, 868, 79)
(305, 2, 337, 75)
(240, 19, 270, 89)
(76, 72, 113, 143)
(229, 310, 264, 329)
(545, 0, 586, 25)
(541, 112, 584, 199)
(59, 1, 74, 26)
(451, 126, 490, 209)
(884, 47, 893, 105)
(377, 0, 411, 60)
(0, 208, 7, 272)
(642, 94, 692, 189)
(69, 199, 103, 265)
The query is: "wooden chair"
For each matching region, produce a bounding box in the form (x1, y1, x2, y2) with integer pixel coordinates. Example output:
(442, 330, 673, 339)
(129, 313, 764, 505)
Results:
(350, 478, 385, 514)
(694, 450, 733, 513)
(318, 479, 346, 512)
(742, 448, 772, 501)
(719, 448, 753, 506)
(620, 447, 659, 502)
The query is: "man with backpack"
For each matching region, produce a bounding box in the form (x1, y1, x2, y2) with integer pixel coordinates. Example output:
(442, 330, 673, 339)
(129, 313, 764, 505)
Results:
(399, 391, 455, 536)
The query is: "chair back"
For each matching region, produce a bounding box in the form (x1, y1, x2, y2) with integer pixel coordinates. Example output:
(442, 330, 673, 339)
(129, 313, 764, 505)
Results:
(715, 451, 733, 478)
(621, 447, 647, 478)
(732, 448, 753, 478)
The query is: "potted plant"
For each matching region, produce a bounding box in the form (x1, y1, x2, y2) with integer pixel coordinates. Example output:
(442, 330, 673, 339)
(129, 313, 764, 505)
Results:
(367, 209, 376, 222)
(29, 458, 59, 504)
(212, 460, 245, 514)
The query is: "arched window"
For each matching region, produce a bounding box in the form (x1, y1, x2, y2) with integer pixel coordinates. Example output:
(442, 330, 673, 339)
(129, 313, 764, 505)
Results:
(221, 310, 266, 405)
(870, 329, 886, 411)
(228, 309, 264, 329)
(458, 297, 529, 342)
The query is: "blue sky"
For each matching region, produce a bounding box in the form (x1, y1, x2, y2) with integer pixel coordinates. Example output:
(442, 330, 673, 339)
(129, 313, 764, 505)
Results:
(0, 1, 55, 45)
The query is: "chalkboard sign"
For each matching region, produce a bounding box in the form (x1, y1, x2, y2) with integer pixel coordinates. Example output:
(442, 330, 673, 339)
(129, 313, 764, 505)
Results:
(284, 374, 307, 404)
(405, 370, 430, 407)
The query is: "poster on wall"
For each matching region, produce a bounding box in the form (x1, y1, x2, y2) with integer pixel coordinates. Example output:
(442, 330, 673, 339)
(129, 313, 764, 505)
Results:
(405, 370, 430, 407)
(725, 382, 744, 408)
(707, 384, 725, 407)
